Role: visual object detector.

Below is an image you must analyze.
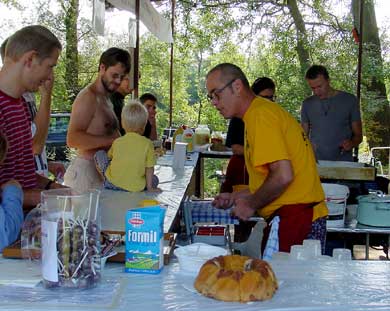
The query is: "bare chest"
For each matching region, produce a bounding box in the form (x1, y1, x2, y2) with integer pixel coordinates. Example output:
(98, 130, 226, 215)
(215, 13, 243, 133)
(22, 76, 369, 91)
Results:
(87, 98, 118, 135)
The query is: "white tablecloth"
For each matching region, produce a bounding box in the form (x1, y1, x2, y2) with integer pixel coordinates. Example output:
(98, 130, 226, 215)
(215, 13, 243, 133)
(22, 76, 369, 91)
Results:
(100, 152, 198, 232)
(1, 257, 390, 311)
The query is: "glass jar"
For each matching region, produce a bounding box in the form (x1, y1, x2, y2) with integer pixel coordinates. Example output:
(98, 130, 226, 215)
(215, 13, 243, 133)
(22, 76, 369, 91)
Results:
(194, 125, 210, 146)
(41, 188, 101, 289)
(210, 131, 225, 151)
(211, 131, 223, 145)
(183, 127, 194, 152)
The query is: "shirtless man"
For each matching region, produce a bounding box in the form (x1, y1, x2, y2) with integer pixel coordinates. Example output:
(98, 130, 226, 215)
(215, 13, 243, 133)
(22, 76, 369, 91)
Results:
(64, 48, 131, 193)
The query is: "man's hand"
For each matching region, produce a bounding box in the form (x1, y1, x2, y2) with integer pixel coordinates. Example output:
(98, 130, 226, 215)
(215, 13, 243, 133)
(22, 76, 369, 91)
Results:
(212, 192, 234, 209)
(232, 195, 257, 221)
(39, 72, 54, 97)
(148, 113, 156, 125)
(50, 182, 67, 189)
(340, 139, 354, 152)
(340, 121, 362, 153)
(48, 161, 66, 180)
(146, 187, 162, 193)
(23, 189, 42, 210)
(231, 144, 244, 156)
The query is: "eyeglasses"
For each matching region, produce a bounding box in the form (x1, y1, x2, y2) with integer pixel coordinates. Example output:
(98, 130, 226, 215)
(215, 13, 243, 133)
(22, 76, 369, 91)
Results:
(207, 79, 236, 102)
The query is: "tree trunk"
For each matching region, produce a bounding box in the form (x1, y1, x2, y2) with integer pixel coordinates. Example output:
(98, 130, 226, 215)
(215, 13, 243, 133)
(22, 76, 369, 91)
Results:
(64, 0, 79, 103)
(286, 0, 311, 95)
(352, 0, 390, 161)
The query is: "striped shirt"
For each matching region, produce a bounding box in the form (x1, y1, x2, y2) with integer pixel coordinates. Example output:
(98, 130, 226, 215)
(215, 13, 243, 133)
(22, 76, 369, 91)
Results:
(0, 90, 36, 189)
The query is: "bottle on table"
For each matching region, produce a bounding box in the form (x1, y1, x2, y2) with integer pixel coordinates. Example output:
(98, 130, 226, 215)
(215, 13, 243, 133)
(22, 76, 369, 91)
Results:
(183, 127, 194, 152)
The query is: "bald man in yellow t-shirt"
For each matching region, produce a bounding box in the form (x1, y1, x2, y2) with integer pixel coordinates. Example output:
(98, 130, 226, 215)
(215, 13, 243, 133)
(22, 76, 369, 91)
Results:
(206, 63, 328, 253)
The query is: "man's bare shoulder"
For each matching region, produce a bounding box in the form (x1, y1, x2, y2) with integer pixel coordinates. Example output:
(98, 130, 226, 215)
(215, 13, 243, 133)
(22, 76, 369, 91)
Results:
(73, 85, 98, 109)
(69, 85, 99, 129)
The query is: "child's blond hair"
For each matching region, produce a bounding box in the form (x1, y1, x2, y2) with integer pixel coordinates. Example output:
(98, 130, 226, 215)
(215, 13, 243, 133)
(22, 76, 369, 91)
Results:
(0, 132, 8, 164)
(121, 100, 148, 134)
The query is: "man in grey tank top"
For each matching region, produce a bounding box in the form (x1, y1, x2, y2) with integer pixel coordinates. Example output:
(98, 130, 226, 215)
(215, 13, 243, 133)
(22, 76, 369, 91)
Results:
(301, 65, 362, 161)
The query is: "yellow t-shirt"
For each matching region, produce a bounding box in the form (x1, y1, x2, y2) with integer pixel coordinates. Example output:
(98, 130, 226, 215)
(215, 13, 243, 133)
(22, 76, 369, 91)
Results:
(243, 97, 328, 221)
(106, 132, 156, 192)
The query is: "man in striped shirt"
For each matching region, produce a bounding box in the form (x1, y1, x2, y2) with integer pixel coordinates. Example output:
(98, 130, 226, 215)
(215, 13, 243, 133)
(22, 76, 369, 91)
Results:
(0, 25, 63, 210)
(1, 37, 65, 181)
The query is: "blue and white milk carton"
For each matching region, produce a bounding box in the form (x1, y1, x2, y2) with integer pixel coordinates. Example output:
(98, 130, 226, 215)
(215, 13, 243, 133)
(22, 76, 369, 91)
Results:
(125, 206, 166, 274)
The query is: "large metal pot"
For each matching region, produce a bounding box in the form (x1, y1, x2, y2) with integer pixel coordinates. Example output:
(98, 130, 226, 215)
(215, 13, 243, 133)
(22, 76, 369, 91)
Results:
(356, 192, 390, 227)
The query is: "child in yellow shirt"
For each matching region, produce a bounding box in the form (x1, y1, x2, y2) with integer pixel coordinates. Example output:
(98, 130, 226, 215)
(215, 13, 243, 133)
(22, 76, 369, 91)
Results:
(94, 101, 160, 192)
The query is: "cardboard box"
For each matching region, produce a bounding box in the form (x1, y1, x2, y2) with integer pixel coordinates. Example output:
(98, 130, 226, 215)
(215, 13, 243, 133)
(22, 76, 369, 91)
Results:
(125, 206, 166, 274)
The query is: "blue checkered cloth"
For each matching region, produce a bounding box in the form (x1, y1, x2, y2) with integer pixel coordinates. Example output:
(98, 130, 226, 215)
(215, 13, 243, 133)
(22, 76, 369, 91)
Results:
(190, 201, 239, 224)
(262, 216, 280, 261)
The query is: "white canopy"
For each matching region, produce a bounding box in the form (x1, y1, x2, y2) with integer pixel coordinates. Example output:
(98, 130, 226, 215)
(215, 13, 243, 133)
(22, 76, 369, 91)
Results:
(92, 0, 173, 43)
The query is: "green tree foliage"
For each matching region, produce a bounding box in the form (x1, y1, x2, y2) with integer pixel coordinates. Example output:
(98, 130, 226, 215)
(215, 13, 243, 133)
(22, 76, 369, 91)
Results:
(1, 0, 389, 194)
(63, 0, 80, 103)
(352, 0, 390, 160)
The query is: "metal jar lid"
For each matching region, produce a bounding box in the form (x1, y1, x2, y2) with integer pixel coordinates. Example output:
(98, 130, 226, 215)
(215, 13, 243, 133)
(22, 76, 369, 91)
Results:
(357, 192, 390, 203)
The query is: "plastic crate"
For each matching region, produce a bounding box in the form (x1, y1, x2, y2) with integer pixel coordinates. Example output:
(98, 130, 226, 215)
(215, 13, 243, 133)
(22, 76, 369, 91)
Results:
(192, 225, 227, 246)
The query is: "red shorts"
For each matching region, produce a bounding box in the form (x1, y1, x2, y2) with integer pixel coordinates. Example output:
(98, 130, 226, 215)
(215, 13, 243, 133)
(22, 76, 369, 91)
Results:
(261, 203, 317, 253)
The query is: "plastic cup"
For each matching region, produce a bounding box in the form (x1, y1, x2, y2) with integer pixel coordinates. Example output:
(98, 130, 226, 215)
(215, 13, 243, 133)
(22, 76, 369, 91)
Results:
(332, 248, 352, 260)
(346, 204, 358, 220)
(303, 239, 322, 258)
(172, 142, 187, 169)
(290, 245, 308, 260)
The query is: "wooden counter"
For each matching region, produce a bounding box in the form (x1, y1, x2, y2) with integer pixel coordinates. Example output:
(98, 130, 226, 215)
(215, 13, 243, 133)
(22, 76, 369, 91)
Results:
(317, 160, 375, 181)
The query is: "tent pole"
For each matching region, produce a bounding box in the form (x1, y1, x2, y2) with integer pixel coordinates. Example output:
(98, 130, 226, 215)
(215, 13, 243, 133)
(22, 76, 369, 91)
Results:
(357, 0, 363, 102)
(353, 0, 364, 162)
(134, 0, 140, 98)
(169, 0, 175, 128)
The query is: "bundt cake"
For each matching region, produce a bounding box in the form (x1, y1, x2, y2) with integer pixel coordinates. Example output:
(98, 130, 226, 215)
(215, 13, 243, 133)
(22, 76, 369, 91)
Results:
(194, 255, 278, 302)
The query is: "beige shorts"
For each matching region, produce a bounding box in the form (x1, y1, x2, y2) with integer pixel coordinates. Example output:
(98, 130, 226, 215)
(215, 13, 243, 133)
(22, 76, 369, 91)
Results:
(64, 157, 103, 193)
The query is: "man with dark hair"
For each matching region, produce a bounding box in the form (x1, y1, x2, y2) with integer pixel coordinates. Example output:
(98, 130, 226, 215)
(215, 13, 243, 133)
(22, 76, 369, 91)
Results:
(251, 77, 276, 100)
(301, 65, 362, 161)
(0, 25, 63, 209)
(305, 65, 329, 80)
(139, 93, 158, 140)
(64, 47, 131, 192)
(208, 63, 328, 255)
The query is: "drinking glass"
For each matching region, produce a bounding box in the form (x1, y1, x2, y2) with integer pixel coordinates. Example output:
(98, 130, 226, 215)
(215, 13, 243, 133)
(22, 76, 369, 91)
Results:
(332, 248, 352, 260)
(303, 239, 322, 258)
(290, 245, 307, 260)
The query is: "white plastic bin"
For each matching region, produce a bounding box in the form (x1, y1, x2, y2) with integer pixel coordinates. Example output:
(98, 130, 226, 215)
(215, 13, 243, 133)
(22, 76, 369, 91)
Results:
(321, 183, 349, 228)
